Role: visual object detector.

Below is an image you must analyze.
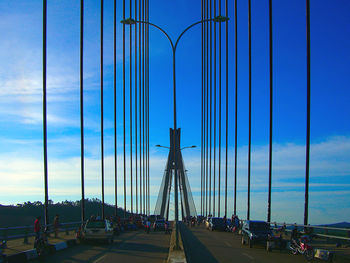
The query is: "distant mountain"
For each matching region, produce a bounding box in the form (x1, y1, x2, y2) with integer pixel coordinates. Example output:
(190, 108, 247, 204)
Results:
(281, 222, 350, 230)
(320, 222, 350, 228)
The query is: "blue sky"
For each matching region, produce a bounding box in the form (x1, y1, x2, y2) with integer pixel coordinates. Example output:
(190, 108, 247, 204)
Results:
(0, 0, 349, 225)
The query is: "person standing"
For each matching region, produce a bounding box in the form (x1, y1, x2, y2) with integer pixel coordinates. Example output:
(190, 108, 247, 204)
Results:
(146, 218, 151, 233)
(34, 216, 41, 241)
(54, 214, 59, 238)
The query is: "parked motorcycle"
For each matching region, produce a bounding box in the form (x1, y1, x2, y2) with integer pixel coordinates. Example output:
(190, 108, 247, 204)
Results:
(289, 236, 314, 261)
(34, 230, 49, 257)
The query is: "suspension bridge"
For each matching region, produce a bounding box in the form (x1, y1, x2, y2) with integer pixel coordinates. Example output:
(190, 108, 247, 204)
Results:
(1, 0, 349, 262)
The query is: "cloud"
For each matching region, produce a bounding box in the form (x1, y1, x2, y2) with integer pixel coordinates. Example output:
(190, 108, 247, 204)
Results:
(0, 135, 349, 224)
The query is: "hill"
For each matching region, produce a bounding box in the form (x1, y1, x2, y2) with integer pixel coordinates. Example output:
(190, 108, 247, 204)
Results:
(0, 199, 131, 227)
(320, 222, 350, 228)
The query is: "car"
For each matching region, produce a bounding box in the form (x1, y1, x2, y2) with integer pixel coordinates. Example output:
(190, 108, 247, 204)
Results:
(153, 219, 166, 231)
(241, 220, 273, 248)
(126, 223, 138, 231)
(208, 217, 226, 231)
(83, 219, 114, 243)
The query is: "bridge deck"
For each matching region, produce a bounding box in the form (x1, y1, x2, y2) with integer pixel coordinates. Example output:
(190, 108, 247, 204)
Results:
(31, 230, 170, 263)
(181, 224, 350, 263)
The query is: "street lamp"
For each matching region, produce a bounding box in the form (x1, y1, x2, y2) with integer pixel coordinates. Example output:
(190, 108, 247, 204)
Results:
(181, 145, 197, 150)
(156, 144, 196, 151)
(122, 15, 228, 250)
(155, 144, 170, 149)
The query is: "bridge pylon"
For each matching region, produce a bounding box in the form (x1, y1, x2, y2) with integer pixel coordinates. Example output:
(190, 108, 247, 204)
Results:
(154, 128, 197, 220)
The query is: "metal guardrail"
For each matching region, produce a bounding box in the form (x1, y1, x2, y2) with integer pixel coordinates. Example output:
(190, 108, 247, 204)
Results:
(0, 221, 82, 243)
(266, 221, 350, 241)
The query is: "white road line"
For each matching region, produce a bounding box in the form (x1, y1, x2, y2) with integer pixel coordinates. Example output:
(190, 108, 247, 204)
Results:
(93, 254, 108, 263)
(225, 242, 232, 247)
(242, 253, 254, 260)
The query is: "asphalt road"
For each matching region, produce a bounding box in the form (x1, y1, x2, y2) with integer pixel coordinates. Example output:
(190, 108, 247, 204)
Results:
(32, 229, 170, 263)
(181, 224, 323, 263)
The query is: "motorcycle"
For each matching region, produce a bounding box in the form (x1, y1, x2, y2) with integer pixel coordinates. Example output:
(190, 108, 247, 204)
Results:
(34, 231, 49, 257)
(145, 225, 150, 234)
(289, 236, 314, 261)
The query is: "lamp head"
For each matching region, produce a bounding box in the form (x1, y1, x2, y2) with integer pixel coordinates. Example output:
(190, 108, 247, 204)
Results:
(120, 17, 136, 25)
(213, 15, 229, 23)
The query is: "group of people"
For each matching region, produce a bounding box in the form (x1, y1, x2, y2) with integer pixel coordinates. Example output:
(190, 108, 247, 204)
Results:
(34, 214, 60, 242)
(183, 216, 198, 226)
(33, 214, 60, 255)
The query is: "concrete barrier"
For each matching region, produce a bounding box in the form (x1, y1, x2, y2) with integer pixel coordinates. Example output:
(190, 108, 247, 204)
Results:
(167, 223, 187, 263)
(5, 239, 76, 262)
(54, 241, 68, 251)
(25, 249, 38, 260)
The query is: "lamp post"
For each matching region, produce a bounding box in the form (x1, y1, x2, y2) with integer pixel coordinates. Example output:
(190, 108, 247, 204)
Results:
(122, 15, 228, 250)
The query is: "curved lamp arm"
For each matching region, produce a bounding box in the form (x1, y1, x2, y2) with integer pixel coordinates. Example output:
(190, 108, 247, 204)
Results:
(121, 16, 229, 52)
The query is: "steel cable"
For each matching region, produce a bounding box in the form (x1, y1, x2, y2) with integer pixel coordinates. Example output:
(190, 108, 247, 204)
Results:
(247, 0, 252, 220)
(142, 0, 145, 215)
(100, 0, 105, 219)
(218, 0, 222, 218)
(304, 0, 311, 226)
(138, 0, 142, 216)
(114, 0, 118, 217)
(201, 0, 204, 217)
(224, 0, 228, 218)
(129, 0, 133, 215)
(267, 0, 273, 223)
(80, 0, 85, 222)
(213, 0, 217, 217)
(209, 0, 212, 216)
(42, 0, 49, 226)
(205, 0, 209, 217)
(233, 0, 238, 217)
(135, 0, 138, 215)
(123, 0, 127, 219)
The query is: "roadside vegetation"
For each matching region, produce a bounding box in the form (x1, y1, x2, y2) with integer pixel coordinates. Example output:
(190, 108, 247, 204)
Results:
(0, 199, 129, 228)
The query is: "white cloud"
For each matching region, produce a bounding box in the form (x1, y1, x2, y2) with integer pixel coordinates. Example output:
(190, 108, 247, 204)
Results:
(0, 135, 349, 224)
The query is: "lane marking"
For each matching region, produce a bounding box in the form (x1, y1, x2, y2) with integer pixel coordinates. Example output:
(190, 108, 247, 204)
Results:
(225, 242, 232, 247)
(93, 254, 108, 263)
(242, 253, 254, 260)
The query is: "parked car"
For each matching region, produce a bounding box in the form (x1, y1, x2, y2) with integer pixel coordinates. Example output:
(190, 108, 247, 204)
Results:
(241, 220, 273, 248)
(126, 223, 138, 231)
(83, 219, 114, 243)
(153, 219, 166, 231)
(208, 217, 226, 231)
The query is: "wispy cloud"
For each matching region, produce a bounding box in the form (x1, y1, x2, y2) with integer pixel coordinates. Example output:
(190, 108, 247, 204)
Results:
(0, 135, 349, 224)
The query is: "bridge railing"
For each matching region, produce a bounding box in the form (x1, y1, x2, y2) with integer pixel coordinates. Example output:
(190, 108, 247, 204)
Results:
(0, 221, 82, 243)
(266, 221, 350, 241)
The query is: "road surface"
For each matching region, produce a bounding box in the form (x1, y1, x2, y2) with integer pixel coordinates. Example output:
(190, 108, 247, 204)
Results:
(32, 229, 170, 263)
(181, 224, 323, 263)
